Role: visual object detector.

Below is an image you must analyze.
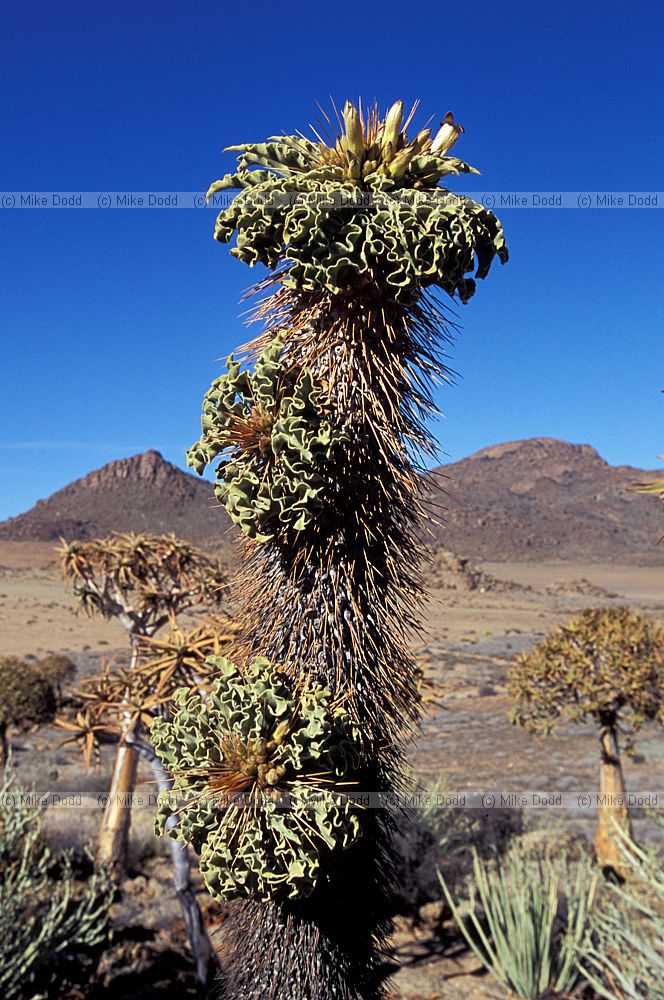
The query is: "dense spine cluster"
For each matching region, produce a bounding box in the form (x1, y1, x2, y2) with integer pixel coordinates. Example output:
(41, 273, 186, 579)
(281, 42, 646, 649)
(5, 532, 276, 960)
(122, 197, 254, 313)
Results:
(156, 99, 507, 999)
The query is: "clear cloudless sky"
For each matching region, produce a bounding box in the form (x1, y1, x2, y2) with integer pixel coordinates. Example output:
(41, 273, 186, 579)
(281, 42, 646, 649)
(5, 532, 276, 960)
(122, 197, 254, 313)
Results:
(1, 0, 663, 520)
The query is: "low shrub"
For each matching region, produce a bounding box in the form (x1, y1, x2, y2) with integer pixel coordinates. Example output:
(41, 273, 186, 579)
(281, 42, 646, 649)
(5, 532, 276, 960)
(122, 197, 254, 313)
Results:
(579, 818, 664, 999)
(439, 842, 598, 998)
(37, 653, 77, 707)
(0, 759, 112, 999)
(0, 656, 55, 766)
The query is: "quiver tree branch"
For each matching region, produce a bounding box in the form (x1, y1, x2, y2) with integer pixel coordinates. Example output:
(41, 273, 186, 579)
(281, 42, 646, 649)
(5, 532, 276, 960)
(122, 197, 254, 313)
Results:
(58, 532, 228, 636)
(56, 618, 238, 984)
(154, 99, 508, 1000)
(57, 533, 228, 876)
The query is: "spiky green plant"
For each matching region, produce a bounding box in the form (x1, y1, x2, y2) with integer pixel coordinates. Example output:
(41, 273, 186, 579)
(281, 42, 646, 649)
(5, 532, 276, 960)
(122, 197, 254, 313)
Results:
(0, 759, 111, 1000)
(440, 845, 598, 998)
(163, 98, 507, 999)
(578, 818, 664, 999)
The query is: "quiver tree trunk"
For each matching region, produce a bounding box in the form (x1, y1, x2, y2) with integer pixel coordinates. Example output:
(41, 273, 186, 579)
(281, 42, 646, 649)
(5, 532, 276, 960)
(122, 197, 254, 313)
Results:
(96, 716, 139, 877)
(151, 101, 507, 1000)
(96, 635, 143, 877)
(595, 720, 633, 877)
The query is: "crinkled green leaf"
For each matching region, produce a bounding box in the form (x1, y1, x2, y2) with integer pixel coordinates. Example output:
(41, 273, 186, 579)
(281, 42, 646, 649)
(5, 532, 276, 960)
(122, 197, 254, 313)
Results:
(187, 336, 346, 540)
(150, 656, 361, 901)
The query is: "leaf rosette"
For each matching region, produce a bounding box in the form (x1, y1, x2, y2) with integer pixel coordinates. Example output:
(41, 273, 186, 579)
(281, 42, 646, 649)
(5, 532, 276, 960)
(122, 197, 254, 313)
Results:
(187, 336, 345, 541)
(151, 656, 361, 901)
(205, 102, 508, 304)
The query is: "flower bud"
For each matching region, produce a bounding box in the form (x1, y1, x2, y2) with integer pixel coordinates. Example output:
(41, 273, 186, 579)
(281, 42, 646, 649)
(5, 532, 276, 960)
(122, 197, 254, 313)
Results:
(411, 128, 432, 155)
(346, 151, 362, 181)
(382, 100, 404, 153)
(388, 146, 416, 179)
(343, 101, 365, 158)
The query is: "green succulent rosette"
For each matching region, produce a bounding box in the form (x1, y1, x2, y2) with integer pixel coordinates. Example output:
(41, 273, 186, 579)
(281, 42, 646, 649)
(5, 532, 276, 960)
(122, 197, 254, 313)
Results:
(205, 104, 507, 304)
(187, 336, 344, 542)
(150, 656, 361, 901)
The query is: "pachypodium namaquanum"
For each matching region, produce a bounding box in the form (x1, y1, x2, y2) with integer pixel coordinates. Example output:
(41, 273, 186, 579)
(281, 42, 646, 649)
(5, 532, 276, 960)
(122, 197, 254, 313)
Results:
(153, 99, 507, 1000)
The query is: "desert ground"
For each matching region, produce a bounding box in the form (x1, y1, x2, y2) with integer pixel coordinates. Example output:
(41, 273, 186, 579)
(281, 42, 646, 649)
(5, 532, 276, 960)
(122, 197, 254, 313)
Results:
(1, 539, 663, 998)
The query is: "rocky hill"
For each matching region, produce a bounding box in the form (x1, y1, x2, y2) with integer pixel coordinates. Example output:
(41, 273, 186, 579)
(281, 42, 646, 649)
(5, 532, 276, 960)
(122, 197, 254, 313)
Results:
(0, 450, 231, 544)
(0, 439, 662, 563)
(429, 437, 663, 562)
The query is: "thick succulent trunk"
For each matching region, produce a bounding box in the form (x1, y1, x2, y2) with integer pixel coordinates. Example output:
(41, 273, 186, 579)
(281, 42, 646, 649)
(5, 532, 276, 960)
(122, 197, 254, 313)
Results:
(215, 297, 428, 999)
(0, 723, 7, 769)
(97, 634, 142, 878)
(96, 717, 139, 877)
(182, 103, 507, 998)
(594, 721, 633, 876)
(217, 847, 390, 1000)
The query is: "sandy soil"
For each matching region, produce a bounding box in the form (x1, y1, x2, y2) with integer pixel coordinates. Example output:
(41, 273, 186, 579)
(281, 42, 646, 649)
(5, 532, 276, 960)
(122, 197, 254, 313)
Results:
(0, 542, 126, 654)
(0, 541, 207, 655)
(3, 540, 661, 656)
(2, 541, 664, 998)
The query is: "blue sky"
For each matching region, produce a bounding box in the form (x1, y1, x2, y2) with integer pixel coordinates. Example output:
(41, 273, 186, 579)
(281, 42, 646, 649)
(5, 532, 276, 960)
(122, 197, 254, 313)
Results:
(1, 0, 663, 520)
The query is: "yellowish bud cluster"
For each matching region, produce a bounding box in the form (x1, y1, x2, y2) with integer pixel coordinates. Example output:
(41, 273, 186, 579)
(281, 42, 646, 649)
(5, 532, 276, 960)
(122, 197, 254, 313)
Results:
(324, 100, 467, 186)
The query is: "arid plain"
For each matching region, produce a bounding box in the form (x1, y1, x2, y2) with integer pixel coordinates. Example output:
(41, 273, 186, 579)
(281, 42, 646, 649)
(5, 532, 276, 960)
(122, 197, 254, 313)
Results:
(1, 439, 663, 998)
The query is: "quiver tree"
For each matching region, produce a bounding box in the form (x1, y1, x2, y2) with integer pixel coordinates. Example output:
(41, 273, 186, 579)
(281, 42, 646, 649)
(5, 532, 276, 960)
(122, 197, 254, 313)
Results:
(58, 532, 227, 878)
(58, 617, 237, 983)
(509, 606, 664, 876)
(152, 100, 507, 999)
(0, 656, 55, 767)
(58, 532, 227, 635)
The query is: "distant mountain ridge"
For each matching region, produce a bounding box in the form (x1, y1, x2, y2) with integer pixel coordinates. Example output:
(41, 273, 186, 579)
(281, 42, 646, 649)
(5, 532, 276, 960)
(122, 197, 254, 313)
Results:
(430, 437, 662, 562)
(0, 450, 230, 544)
(0, 439, 662, 563)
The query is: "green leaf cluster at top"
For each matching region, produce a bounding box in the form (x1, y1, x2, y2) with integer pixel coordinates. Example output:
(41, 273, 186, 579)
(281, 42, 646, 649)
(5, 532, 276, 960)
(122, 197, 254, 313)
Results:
(187, 336, 345, 542)
(151, 656, 361, 902)
(206, 135, 507, 304)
